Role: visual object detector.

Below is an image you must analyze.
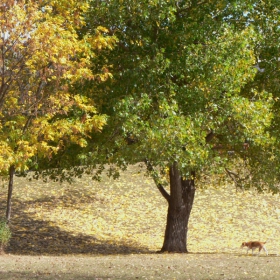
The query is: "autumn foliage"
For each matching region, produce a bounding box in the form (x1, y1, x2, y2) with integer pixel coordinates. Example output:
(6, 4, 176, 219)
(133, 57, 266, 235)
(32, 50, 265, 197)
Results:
(1, 0, 280, 256)
(0, 0, 116, 173)
(0, 0, 118, 223)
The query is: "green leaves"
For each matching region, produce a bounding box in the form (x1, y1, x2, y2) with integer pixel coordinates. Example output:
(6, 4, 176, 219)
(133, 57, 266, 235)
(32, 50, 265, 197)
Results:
(83, 0, 280, 193)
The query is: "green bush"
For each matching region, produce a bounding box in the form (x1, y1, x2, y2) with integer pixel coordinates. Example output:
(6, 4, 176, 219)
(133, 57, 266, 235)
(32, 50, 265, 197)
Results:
(0, 218, 11, 252)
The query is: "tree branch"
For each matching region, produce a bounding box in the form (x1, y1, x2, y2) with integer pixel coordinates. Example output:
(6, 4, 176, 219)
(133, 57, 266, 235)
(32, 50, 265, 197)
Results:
(225, 168, 238, 181)
(157, 183, 171, 202)
(205, 130, 214, 143)
(225, 168, 244, 191)
(144, 158, 170, 202)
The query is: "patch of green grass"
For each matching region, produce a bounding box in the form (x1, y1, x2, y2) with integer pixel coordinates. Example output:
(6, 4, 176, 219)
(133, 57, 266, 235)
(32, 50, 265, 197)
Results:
(0, 218, 11, 253)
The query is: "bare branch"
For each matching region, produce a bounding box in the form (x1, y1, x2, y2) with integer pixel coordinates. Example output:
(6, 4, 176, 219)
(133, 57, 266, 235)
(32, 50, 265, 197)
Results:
(205, 130, 214, 143)
(144, 158, 170, 202)
(225, 168, 245, 192)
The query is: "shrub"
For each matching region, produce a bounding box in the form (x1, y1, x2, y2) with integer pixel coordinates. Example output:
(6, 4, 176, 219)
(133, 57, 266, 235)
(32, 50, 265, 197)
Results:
(0, 218, 11, 253)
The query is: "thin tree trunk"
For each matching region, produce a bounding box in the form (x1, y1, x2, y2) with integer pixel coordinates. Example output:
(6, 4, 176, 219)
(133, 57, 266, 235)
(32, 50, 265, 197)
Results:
(160, 162, 195, 253)
(6, 165, 15, 223)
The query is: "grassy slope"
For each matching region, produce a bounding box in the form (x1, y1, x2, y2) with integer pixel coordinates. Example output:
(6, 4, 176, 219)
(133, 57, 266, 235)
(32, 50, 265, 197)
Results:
(0, 164, 280, 255)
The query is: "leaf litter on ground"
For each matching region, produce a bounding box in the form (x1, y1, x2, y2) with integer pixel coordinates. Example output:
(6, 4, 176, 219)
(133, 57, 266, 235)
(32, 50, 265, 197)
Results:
(0, 164, 280, 256)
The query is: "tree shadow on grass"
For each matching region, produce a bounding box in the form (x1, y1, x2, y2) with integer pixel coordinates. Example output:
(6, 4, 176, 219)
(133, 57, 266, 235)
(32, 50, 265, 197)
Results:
(0, 197, 151, 256)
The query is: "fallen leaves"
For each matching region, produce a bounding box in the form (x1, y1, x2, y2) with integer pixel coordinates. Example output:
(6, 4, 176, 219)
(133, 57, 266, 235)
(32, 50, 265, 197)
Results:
(189, 186, 280, 254)
(0, 164, 279, 255)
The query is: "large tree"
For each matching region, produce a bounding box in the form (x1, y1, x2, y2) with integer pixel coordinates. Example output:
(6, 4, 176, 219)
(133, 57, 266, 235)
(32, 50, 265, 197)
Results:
(81, 0, 279, 252)
(0, 0, 117, 222)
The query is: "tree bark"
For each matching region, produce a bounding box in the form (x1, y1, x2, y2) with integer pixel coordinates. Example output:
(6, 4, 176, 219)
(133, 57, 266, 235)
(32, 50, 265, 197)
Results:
(6, 165, 15, 223)
(160, 162, 195, 253)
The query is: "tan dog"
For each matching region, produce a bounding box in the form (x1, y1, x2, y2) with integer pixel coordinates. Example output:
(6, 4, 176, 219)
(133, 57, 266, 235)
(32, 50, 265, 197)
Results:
(241, 241, 268, 255)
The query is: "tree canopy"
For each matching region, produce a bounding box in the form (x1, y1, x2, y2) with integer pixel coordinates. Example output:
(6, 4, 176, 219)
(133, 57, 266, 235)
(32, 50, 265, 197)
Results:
(0, 0, 117, 174)
(80, 0, 279, 191)
(0, 0, 117, 220)
(1, 0, 280, 252)
(73, 0, 280, 252)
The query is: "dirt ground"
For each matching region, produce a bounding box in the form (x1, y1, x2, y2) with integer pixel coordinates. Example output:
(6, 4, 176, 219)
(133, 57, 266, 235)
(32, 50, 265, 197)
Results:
(0, 253, 279, 280)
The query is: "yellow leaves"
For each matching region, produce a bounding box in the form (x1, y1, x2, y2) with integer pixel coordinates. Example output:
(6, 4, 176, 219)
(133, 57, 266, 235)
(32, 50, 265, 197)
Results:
(58, 56, 67, 65)
(189, 186, 280, 254)
(0, 0, 114, 175)
(87, 26, 118, 51)
(0, 139, 37, 172)
(2, 1, 114, 84)
(0, 141, 14, 171)
(73, 95, 96, 113)
(3, 164, 280, 255)
(36, 141, 59, 158)
(96, 26, 110, 33)
(16, 140, 36, 157)
(84, 115, 107, 133)
(45, 0, 90, 26)
(4, 96, 18, 108)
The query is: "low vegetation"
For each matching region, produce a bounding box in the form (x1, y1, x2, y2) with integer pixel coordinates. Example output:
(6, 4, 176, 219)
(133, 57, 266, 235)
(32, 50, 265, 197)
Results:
(0, 218, 11, 253)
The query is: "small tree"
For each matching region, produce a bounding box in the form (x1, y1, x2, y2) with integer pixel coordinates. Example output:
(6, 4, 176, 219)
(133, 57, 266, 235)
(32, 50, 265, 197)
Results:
(0, 0, 117, 222)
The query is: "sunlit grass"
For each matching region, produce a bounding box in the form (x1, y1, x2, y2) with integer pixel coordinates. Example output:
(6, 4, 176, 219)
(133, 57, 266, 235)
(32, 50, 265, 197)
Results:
(0, 164, 279, 255)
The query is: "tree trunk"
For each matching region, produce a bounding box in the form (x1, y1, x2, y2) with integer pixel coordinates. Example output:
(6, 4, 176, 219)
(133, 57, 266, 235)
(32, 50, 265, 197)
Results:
(6, 165, 15, 223)
(160, 162, 195, 253)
